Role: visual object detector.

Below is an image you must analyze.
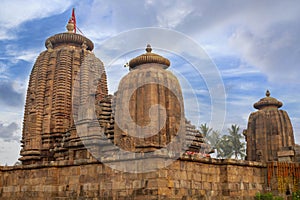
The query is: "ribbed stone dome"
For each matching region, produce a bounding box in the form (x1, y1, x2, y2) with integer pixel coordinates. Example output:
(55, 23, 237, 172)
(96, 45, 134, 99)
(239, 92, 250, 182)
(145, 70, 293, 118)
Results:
(45, 33, 94, 51)
(128, 44, 170, 70)
(253, 90, 283, 110)
(114, 45, 185, 153)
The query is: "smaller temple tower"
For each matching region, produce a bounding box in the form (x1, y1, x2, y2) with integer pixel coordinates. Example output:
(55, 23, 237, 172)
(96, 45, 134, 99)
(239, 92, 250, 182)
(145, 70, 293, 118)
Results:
(244, 90, 295, 162)
(114, 45, 186, 153)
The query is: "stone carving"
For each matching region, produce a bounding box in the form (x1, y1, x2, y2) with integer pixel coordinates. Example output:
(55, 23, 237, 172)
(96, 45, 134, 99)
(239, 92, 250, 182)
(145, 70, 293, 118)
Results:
(81, 41, 88, 50)
(46, 40, 53, 52)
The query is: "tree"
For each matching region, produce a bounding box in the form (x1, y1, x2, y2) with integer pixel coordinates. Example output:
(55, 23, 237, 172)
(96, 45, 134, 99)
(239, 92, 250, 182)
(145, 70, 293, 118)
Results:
(198, 123, 246, 160)
(217, 125, 246, 159)
(206, 130, 222, 155)
(199, 123, 212, 138)
(199, 124, 223, 156)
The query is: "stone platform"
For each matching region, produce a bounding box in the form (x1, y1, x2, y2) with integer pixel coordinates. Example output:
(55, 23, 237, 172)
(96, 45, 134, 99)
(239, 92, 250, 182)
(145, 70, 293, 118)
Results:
(0, 156, 266, 200)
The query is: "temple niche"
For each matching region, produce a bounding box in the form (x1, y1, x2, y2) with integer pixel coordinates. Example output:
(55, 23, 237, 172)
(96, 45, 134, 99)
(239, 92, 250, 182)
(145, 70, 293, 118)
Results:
(244, 90, 295, 162)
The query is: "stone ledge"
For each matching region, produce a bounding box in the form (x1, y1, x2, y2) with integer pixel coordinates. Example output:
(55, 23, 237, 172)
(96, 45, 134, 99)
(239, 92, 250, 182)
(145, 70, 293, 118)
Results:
(179, 155, 266, 168)
(1, 156, 266, 172)
(277, 150, 295, 157)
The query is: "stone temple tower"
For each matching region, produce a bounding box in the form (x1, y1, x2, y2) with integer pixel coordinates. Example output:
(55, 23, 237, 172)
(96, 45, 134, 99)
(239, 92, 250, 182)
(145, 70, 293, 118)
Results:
(20, 17, 108, 164)
(114, 45, 186, 153)
(244, 90, 295, 162)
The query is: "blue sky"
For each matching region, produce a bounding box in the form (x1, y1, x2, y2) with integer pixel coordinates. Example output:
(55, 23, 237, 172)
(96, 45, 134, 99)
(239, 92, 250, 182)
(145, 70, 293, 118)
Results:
(0, 0, 300, 165)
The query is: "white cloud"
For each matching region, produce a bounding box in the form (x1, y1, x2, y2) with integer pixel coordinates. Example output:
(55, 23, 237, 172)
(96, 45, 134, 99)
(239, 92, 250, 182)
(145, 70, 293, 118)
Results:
(0, 139, 20, 165)
(229, 25, 300, 83)
(4, 45, 41, 63)
(0, 0, 72, 39)
(0, 80, 25, 108)
(221, 66, 261, 78)
(154, 1, 194, 28)
(0, 122, 20, 142)
(76, 0, 300, 86)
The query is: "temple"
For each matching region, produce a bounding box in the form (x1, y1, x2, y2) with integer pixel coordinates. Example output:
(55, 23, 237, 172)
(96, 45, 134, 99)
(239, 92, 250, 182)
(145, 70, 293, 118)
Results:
(19, 17, 209, 165)
(244, 90, 296, 162)
(19, 19, 108, 165)
(0, 14, 300, 199)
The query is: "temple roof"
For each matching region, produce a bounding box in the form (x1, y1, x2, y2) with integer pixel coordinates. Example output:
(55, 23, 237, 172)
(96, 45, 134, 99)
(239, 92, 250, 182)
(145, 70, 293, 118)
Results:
(253, 90, 283, 110)
(128, 44, 170, 69)
(44, 17, 94, 51)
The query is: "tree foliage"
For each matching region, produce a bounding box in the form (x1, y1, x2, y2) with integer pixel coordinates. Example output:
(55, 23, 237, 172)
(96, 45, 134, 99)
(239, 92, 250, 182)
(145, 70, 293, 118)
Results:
(200, 123, 246, 160)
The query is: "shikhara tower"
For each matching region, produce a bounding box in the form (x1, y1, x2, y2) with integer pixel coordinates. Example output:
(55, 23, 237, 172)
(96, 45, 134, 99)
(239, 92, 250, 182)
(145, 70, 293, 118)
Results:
(114, 44, 185, 153)
(244, 90, 295, 162)
(20, 18, 108, 164)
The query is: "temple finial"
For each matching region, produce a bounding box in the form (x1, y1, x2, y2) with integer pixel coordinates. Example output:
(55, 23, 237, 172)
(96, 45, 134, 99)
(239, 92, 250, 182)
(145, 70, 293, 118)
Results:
(66, 8, 76, 33)
(145, 44, 152, 53)
(266, 90, 270, 97)
(66, 19, 74, 32)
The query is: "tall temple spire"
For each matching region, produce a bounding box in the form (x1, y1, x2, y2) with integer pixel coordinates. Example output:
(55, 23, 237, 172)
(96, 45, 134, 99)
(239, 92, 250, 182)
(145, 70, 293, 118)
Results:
(20, 14, 108, 164)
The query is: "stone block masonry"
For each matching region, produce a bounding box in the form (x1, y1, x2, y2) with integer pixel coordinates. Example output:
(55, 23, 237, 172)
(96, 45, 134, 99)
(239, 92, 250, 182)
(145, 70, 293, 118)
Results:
(0, 157, 266, 200)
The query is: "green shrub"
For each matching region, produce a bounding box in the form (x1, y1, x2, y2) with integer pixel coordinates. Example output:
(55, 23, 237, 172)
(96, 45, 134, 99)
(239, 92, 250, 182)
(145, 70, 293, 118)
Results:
(293, 190, 300, 200)
(255, 192, 283, 200)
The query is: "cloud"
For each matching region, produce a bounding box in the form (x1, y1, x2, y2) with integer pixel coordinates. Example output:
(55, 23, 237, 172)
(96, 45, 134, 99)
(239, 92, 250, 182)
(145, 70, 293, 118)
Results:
(81, 1, 300, 84)
(0, 80, 25, 108)
(0, 139, 21, 165)
(0, 122, 20, 142)
(4, 45, 41, 63)
(229, 24, 300, 83)
(0, 0, 72, 39)
(78, 0, 194, 42)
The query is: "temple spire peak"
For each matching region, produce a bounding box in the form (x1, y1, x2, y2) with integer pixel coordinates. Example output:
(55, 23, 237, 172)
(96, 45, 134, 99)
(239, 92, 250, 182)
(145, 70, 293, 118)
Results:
(145, 44, 152, 53)
(266, 90, 270, 97)
(66, 8, 76, 33)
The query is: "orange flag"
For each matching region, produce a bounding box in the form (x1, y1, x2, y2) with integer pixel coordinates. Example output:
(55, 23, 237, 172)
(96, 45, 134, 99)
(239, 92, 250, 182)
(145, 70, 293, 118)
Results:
(72, 8, 76, 33)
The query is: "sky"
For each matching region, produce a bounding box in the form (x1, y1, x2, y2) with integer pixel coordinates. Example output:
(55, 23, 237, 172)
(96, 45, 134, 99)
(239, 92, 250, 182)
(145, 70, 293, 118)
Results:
(0, 0, 300, 165)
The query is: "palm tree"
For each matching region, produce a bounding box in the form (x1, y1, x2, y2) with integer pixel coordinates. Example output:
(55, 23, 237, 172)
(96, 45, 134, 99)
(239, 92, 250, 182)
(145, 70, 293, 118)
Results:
(206, 130, 222, 154)
(199, 123, 212, 139)
(226, 124, 246, 159)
